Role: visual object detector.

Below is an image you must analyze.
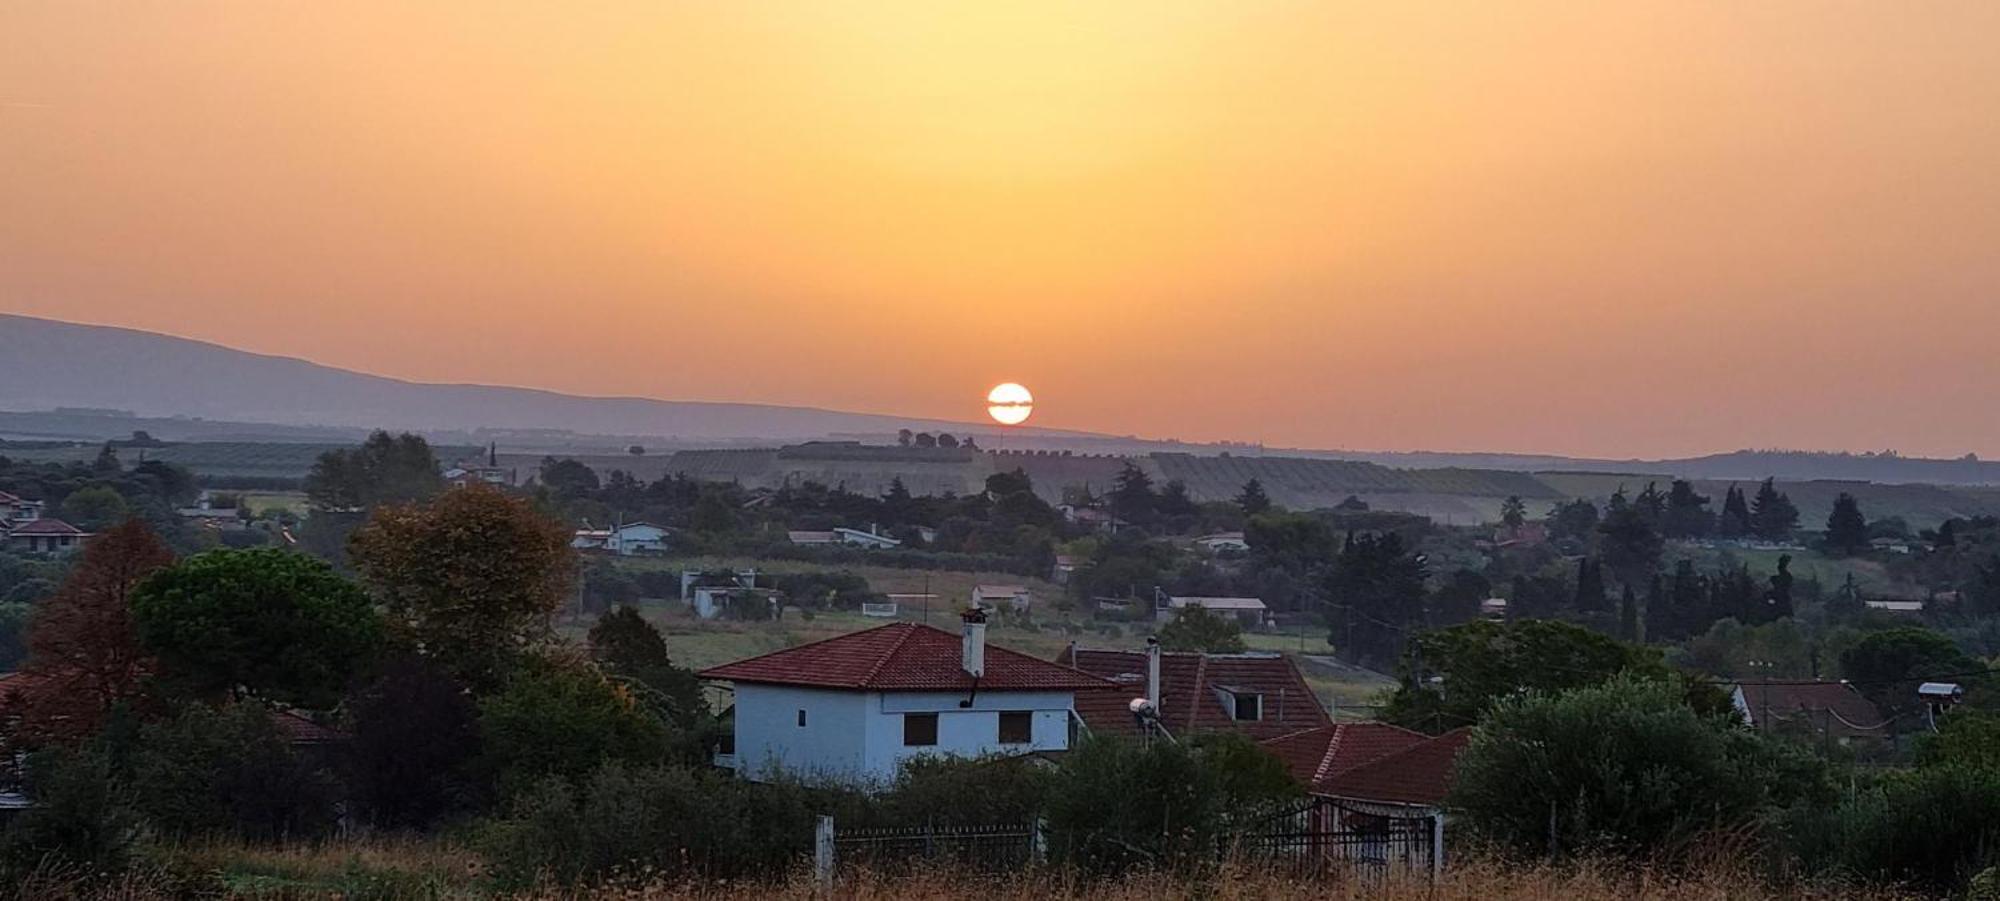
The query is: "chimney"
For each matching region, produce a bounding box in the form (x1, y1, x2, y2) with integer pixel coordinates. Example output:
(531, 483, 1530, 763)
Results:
(1145, 636, 1162, 710)
(961, 607, 988, 678)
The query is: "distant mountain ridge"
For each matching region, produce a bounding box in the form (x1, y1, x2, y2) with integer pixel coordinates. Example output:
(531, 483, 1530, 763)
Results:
(0, 314, 1066, 442)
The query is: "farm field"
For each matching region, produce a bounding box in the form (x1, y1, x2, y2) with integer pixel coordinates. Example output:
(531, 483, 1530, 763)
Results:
(0, 441, 478, 483)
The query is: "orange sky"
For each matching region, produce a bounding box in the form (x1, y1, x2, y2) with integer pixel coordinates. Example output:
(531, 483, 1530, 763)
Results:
(4, 3, 1998, 458)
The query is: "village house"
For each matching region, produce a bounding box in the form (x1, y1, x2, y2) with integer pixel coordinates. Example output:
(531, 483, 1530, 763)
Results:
(444, 443, 514, 488)
(1157, 594, 1270, 627)
(1263, 722, 1472, 871)
(0, 490, 45, 526)
(1193, 531, 1250, 553)
(785, 525, 903, 549)
(971, 584, 1033, 612)
(698, 610, 1110, 785)
(571, 521, 672, 556)
(1731, 680, 1890, 744)
(4, 518, 90, 554)
(1049, 554, 1079, 586)
(1056, 642, 1330, 741)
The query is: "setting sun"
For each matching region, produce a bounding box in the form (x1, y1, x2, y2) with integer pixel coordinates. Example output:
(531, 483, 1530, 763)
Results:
(986, 383, 1033, 426)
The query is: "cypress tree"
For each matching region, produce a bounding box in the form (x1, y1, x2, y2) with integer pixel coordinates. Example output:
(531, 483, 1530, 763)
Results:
(1750, 478, 1800, 542)
(1619, 583, 1640, 643)
(1718, 485, 1752, 539)
(1574, 558, 1607, 613)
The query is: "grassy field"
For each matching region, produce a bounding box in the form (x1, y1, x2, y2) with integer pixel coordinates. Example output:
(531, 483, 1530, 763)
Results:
(28, 838, 1901, 900)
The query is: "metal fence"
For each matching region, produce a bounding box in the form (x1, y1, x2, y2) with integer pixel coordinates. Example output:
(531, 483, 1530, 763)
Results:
(1230, 797, 1441, 880)
(819, 817, 1044, 878)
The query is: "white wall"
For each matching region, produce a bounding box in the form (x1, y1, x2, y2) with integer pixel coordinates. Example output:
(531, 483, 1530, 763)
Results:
(730, 686, 1074, 785)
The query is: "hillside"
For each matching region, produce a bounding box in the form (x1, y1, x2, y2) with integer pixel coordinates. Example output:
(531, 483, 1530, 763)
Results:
(0, 314, 1045, 442)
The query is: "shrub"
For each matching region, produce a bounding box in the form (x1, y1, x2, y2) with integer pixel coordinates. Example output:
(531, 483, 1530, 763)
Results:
(124, 702, 341, 841)
(1449, 675, 1831, 861)
(1797, 765, 2000, 894)
(477, 658, 671, 797)
(0, 747, 139, 879)
(1042, 733, 1298, 874)
(347, 653, 484, 828)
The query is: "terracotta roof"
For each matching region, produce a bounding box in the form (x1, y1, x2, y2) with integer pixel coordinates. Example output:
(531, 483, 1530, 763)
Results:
(6, 518, 86, 536)
(1734, 681, 1889, 739)
(698, 623, 1112, 692)
(1057, 647, 1329, 740)
(1262, 722, 1428, 787)
(1317, 728, 1473, 807)
(269, 709, 349, 744)
(0, 490, 23, 504)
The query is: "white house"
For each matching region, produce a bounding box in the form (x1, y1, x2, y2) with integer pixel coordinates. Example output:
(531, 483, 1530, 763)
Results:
(786, 526, 902, 550)
(971, 584, 1033, 611)
(1194, 532, 1250, 553)
(698, 610, 1111, 785)
(1158, 595, 1270, 627)
(5, 518, 91, 555)
(572, 522, 671, 556)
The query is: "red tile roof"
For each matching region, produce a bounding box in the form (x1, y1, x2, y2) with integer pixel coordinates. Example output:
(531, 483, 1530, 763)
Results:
(698, 623, 1112, 692)
(1734, 681, 1889, 739)
(6, 518, 86, 536)
(1262, 722, 1428, 788)
(1056, 647, 1330, 740)
(1316, 728, 1472, 807)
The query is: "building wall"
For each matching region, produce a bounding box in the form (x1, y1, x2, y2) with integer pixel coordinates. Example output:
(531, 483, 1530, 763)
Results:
(732, 684, 870, 782)
(732, 686, 1075, 786)
(862, 690, 1073, 780)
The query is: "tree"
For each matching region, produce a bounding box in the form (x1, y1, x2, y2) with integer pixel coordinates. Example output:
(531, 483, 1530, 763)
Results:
(1840, 627, 1981, 719)
(538, 457, 601, 497)
(626, 445, 645, 456)
(936, 433, 959, 449)
(91, 443, 121, 474)
(1109, 463, 1156, 526)
(126, 702, 342, 841)
(1380, 619, 1728, 733)
(1750, 478, 1800, 542)
(1824, 492, 1870, 557)
(1500, 496, 1527, 529)
(1450, 676, 1829, 859)
(1765, 554, 1796, 621)
(896, 429, 914, 447)
(589, 607, 707, 728)
(346, 653, 483, 828)
(1156, 605, 1247, 653)
(1596, 499, 1663, 590)
(1431, 569, 1491, 627)
(689, 487, 739, 534)
(913, 432, 937, 449)
(1043, 733, 1297, 874)
(349, 485, 577, 689)
(1573, 557, 1607, 614)
(58, 485, 128, 531)
(1235, 479, 1272, 516)
(131, 548, 383, 709)
(1618, 584, 1640, 643)
(303, 431, 444, 510)
(1546, 499, 1600, 544)
(1324, 531, 1428, 671)
(1661, 480, 1713, 539)
(6, 521, 176, 746)
(1717, 484, 1753, 538)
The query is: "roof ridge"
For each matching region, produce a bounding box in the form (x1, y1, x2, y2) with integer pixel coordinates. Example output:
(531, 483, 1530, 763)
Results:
(858, 623, 923, 689)
(695, 621, 910, 676)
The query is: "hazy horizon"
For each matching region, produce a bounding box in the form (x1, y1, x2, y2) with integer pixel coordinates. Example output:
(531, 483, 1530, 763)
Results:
(7, 3, 1999, 459)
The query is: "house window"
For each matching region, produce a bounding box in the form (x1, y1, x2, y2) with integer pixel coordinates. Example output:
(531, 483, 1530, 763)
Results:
(1233, 693, 1263, 721)
(998, 711, 1033, 745)
(904, 712, 939, 747)
(796, 709, 807, 727)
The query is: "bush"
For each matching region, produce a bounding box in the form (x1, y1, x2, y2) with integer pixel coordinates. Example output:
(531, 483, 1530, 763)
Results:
(478, 763, 842, 886)
(477, 658, 671, 798)
(0, 747, 139, 880)
(125, 702, 341, 842)
(1797, 765, 2000, 894)
(1043, 733, 1298, 874)
(878, 755, 1052, 828)
(348, 654, 484, 828)
(1450, 675, 1831, 861)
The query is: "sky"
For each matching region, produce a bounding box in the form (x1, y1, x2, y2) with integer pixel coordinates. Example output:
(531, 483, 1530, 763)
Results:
(4, 2, 1998, 459)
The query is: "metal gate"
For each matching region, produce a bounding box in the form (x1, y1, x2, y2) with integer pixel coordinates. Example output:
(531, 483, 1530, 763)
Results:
(1231, 796, 1442, 879)
(821, 818, 1045, 876)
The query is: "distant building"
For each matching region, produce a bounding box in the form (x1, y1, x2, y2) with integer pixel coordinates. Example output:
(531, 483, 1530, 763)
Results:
(1194, 532, 1250, 553)
(786, 526, 902, 549)
(0, 490, 44, 527)
(1731, 680, 1889, 744)
(1158, 594, 1269, 627)
(446, 443, 515, 488)
(1050, 554, 1080, 586)
(691, 585, 782, 620)
(972, 584, 1033, 612)
(699, 611, 1109, 784)
(572, 522, 671, 556)
(5, 518, 90, 554)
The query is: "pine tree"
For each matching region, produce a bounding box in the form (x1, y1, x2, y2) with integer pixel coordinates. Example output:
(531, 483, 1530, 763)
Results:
(1236, 479, 1272, 516)
(1634, 482, 1667, 530)
(1619, 584, 1640, 643)
(1661, 480, 1713, 539)
(1750, 478, 1800, 542)
(1823, 492, 1869, 557)
(1717, 485, 1752, 539)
